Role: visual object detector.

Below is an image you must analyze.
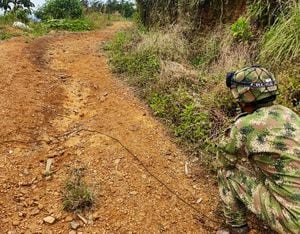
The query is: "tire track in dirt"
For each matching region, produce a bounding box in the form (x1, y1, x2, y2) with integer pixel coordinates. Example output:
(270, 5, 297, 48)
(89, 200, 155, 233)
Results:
(0, 23, 221, 233)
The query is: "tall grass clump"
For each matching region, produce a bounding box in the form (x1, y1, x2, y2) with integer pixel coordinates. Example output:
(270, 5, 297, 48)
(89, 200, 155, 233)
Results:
(260, 2, 300, 66)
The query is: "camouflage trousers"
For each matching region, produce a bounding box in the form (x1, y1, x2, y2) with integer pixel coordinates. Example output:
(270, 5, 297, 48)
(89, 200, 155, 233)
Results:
(217, 165, 300, 234)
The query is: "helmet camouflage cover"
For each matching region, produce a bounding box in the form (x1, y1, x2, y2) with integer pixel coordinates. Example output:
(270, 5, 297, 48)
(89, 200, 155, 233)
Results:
(227, 66, 278, 103)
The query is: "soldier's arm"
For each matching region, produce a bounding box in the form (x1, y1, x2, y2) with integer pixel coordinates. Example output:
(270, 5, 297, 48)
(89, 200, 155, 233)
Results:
(218, 124, 245, 168)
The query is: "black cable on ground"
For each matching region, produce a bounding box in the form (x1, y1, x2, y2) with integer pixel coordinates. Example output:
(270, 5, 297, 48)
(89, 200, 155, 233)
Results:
(0, 128, 221, 231)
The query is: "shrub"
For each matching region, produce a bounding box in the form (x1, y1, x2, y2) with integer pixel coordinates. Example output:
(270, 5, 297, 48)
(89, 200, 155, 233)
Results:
(260, 2, 300, 67)
(35, 0, 83, 20)
(231, 17, 252, 42)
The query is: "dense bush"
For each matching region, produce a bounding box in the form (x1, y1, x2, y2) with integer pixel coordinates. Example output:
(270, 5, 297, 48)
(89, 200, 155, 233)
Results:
(35, 0, 83, 20)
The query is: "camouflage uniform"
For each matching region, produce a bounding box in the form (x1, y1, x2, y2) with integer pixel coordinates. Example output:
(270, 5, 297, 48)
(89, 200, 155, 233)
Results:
(218, 104, 300, 233)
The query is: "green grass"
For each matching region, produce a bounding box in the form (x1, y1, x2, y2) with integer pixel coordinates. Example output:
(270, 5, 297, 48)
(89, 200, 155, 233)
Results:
(106, 31, 160, 88)
(260, 2, 300, 66)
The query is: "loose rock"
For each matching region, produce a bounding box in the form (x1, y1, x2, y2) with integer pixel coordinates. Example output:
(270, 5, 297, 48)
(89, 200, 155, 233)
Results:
(70, 220, 80, 230)
(43, 216, 56, 224)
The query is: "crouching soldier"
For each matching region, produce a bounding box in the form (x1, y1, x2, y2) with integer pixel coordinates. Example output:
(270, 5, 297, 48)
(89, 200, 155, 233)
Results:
(217, 66, 300, 234)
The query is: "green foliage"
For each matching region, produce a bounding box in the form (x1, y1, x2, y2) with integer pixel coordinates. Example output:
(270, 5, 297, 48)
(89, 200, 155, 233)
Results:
(90, 0, 135, 18)
(15, 9, 30, 23)
(44, 19, 91, 31)
(84, 13, 112, 29)
(106, 31, 160, 87)
(231, 17, 252, 42)
(63, 168, 93, 212)
(0, 0, 35, 14)
(35, 0, 83, 20)
(149, 93, 170, 117)
(260, 2, 300, 66)
(0, 31, 14, 40)
(148, 89, 211, 146)
(277, 67, 300, 113)
(191, 36, 220, 68)
(0, 12, 16, 25)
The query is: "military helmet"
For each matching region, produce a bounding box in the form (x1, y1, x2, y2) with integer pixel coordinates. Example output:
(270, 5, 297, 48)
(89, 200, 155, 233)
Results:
(226, 65, 278, 104)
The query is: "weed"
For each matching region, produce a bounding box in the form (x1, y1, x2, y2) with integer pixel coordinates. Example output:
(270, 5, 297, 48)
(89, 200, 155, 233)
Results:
(231, 17, 253, 42)
(62, 167, 94, 212)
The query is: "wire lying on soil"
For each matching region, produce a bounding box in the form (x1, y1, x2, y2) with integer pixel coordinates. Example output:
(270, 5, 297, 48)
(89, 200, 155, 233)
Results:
(0, 127, 221, 231)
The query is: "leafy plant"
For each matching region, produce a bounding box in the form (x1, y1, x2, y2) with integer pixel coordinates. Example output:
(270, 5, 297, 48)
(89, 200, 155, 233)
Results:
(148, 93, 170, 117)
(231, 17, 252, 42)
(44, 19, 91, 31)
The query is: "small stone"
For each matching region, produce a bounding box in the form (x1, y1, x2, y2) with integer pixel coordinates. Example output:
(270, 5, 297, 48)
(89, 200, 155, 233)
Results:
(38, 204, 44, 210)
(43, 216, 55, 224)
(129, 191, 138, 195)
(196, 198, 203, 204)
(12, 220, 20, 226)
(31, 208, 40, 216)
(69, 231, 76, 234)
(93, 212, 101, 220)
(65, 216, 73, 222)
(70, 220, 80, 230)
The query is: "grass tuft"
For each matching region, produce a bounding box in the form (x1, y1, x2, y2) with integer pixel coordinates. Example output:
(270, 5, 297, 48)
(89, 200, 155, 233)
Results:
(62, 167, 94, 212)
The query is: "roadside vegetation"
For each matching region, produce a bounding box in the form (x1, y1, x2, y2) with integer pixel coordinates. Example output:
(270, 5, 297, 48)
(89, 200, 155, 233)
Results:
(0, 0, 135, 40)
(106, 0, 300, 166)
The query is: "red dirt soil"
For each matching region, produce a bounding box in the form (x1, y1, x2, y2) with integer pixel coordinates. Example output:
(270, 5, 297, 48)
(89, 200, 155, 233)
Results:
(0, 22, 271, 234)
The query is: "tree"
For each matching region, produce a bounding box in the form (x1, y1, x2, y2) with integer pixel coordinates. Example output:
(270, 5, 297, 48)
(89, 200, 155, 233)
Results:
(11, 0, 35, 12)
(81, 0, 89, 8)
(35, 0, 83, 20)
(0, 0, 13, 14)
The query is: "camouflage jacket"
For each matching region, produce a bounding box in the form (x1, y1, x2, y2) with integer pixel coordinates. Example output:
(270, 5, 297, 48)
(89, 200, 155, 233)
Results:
(220, 104, 300, 216)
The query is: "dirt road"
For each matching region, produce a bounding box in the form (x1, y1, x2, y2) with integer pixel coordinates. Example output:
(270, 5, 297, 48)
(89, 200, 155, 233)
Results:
(0, 22, 221, 233)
